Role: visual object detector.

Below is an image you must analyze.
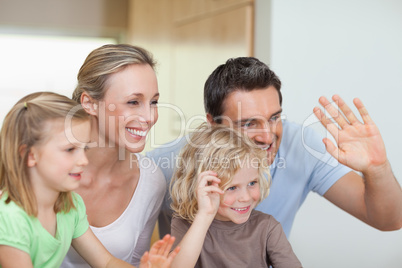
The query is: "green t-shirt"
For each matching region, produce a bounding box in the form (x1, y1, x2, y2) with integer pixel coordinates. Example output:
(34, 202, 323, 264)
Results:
(0, 191, 89, 267)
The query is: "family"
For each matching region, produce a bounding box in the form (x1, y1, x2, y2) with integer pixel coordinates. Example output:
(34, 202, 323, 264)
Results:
(0, 44, 401, 267)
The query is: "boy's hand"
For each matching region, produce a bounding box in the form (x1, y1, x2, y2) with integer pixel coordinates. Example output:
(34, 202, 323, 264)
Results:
(196, 171, 224, 217)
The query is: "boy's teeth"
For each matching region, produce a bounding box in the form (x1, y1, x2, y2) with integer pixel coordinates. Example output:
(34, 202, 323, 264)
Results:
(233, 207, 247, 211)
(126, 128, 147, 137)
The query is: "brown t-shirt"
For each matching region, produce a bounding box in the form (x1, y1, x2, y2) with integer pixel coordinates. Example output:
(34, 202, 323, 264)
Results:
(171, 210, 302, 268)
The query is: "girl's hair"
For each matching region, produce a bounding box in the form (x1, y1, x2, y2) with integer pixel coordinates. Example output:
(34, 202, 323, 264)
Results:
(72, 44, 156, 103)
(170, 123, 271, 222)
(0, 91, 89, 216)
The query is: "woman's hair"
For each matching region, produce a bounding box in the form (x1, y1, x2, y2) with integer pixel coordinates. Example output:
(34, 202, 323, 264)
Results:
(170, 123, 271, 222)
(0, 91, 89, 216)
(72, 44, 156, 103)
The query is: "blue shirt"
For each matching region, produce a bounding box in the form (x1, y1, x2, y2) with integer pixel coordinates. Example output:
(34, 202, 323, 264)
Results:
(146, 120, 351, 237)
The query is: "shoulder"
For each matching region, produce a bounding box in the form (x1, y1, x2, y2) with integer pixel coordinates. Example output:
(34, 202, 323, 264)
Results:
(281, 120, 324, 148)
(136, 154, 165, 183)
(249, 210, 279, 225)
(171, 215, 191, 229)
(0, 193, 30, 221)
(278, 120, 330, 163)
(0, 195, 35, 247)
(71, 192, 86, 211)
(145, 136, 188, 160)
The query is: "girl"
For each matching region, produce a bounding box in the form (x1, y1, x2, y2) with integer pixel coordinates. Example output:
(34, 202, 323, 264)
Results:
(62, 44, 166, 267)
(0, 92, 179, 268)
(169, 123, 302, 268)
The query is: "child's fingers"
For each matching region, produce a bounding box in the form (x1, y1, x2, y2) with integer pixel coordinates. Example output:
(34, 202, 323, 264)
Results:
(139, 251, 149, 266)
(198, 170, 218, 183)
(167, 246, 181, 264)
(158, 235, 173, 256)
(203, 185, 224, 195)
(162, 235, 176, 255)
(198, 171, 221, 187)
(149, 234, 173, 257)
(149, 239, 164, 255)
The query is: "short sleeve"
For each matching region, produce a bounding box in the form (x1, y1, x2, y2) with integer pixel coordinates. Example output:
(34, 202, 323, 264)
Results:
(170, 216, 190, 250)
(0, 208, 32, 254)
(71, 193, 89, 239)
(266, 219, 302, 268)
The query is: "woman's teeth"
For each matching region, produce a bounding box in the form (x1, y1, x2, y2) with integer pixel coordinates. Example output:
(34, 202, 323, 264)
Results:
(126, 128, 147, 137)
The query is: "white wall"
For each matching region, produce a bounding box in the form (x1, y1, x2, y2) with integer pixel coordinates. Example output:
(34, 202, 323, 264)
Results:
(255, 0, 402, 267)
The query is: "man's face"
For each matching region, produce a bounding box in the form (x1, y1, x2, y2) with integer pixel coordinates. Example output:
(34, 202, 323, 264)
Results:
(213, 86, 283, 165)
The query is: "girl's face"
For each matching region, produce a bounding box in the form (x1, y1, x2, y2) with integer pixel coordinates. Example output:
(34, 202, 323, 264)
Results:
(98, 64, 159, 153)
(215, 162, 261, 224)
(28, 119, 91, 194)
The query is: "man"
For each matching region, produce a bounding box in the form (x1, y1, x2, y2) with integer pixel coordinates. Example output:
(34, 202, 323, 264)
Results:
(147, 57, 402, 237)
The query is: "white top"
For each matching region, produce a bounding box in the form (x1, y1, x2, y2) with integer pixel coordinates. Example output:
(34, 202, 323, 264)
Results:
(60, 154, 166, 267)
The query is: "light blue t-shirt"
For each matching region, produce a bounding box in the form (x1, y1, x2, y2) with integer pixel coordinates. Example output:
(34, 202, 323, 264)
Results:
(146, 120, 351, 237)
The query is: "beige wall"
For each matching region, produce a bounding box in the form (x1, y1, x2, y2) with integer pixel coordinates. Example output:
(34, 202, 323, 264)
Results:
(0, 0, 128, 39)
(128, 0, 254, 149)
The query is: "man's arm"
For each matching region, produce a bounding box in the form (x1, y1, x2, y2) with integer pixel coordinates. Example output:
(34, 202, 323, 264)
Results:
(314, 95, 402, 231)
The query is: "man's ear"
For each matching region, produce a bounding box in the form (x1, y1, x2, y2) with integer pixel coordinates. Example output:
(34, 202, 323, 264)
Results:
(206, 113, 216, 125)
(81, 92, 98, 116)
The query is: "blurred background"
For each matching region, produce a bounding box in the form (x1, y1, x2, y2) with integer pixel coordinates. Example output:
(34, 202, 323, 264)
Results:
(1, 0, 401, 267)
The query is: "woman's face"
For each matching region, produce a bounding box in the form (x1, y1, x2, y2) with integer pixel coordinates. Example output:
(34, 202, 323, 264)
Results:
(97, 64, 159, 153)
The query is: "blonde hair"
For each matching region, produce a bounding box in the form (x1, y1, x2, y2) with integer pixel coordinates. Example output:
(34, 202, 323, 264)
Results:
(170, 123, 271, 222)
(72, 44, 156, 103)
(0, 92, 89, 216)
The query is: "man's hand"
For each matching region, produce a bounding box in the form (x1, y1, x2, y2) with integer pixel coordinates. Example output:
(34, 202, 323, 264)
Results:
(313, 95, 387, 174)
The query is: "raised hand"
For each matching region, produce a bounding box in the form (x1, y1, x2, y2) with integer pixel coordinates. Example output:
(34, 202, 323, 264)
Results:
(196, 171, 224, 217)
(139, 234, 180, 268)
(313, 95, 387, 173)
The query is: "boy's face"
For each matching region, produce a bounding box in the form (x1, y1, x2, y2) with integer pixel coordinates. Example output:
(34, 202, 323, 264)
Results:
(215, 162, 260, 224)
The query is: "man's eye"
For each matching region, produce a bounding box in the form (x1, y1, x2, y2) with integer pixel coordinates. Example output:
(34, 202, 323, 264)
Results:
(269, 115, 280, 123)
(150, 100, 158, 106)
(242, 121, 256, 128)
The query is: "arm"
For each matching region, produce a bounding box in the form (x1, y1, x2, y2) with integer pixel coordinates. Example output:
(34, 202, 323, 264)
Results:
(314, 95, 402, 230)
(171, 171, 224, 268)
(72, 228, 178, 268)
(265, 221, 302, 268)
(0, 245, 33, 268)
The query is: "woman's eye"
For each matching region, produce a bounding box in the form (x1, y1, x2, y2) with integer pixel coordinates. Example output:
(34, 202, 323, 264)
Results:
(151, 100, 158, 106)
(128, 100, 139, 105)
(66, 147, 75, 152)
(227, 186, 236, 191)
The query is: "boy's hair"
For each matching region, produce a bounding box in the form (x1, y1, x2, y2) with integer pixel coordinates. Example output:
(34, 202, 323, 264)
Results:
(72, 44, 156, 103)
(204, 57, 282, 123)
(170, 123, 271, 222)
(0, 91, 89, 216)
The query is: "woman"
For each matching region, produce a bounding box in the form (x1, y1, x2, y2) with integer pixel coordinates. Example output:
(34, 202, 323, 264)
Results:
(61, 44, 166, 267)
